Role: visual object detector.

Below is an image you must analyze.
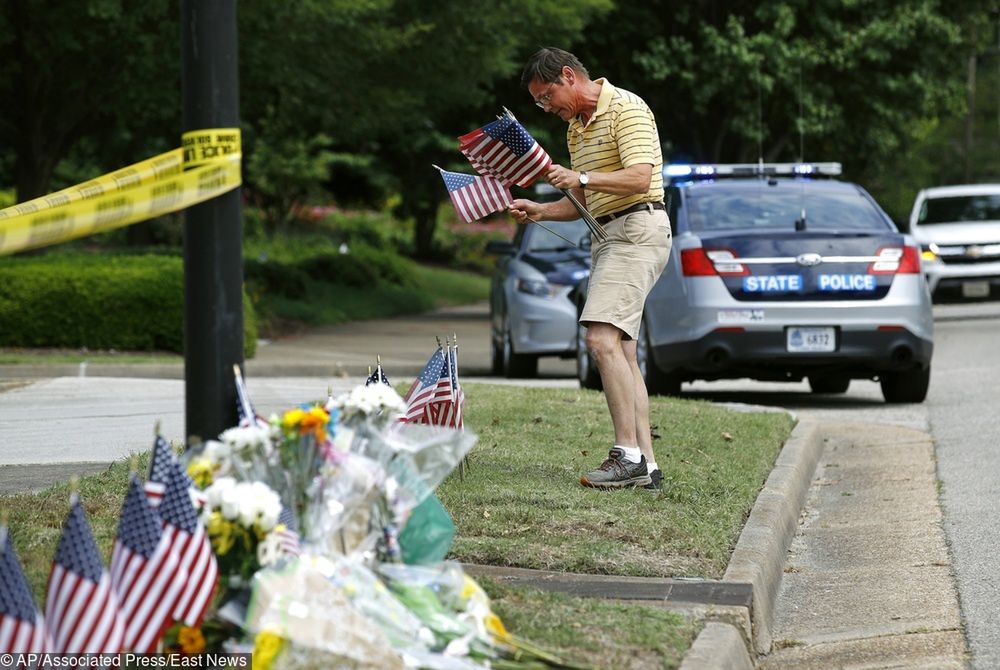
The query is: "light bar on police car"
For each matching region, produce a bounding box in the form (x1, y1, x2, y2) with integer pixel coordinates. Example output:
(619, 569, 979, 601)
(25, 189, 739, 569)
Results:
(664, 162, 843, 179)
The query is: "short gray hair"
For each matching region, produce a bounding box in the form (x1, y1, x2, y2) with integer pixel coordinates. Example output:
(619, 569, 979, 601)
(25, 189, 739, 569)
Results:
(520, 47, 589, 88)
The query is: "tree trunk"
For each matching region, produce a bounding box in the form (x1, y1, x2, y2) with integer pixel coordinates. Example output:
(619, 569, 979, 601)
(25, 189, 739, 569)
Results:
(412, 201, 438, 259)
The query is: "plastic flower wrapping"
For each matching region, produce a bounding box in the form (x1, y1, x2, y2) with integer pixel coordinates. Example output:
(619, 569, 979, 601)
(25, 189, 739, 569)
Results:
(180, 380, 585, 669)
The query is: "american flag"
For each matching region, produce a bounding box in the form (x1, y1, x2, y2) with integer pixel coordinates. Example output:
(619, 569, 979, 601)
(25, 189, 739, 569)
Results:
(45, 498, 125, 653)
(458, 112, 552, 188)
(143, 435, 173, 507)
(274, 506, 300, 557)
(365, 361, 391, 387)
(1, 529, 49, 653)
(401, 347, 448, 423)
(437, 169, 512, 224)
(145, 435, 206, 511)
(234, 365, 269, 429)
(429, 345, 465, 429)
(110, 475, 186, 653)
(157, 460, 218, 627)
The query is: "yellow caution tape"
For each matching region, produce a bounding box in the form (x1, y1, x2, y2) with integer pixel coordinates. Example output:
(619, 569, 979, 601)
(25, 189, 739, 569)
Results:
(0, 128, 242, 256)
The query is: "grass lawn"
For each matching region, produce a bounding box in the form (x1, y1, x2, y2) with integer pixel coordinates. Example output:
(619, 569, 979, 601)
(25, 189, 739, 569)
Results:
(441, 384, 794, 578)
(3, 386, 791, 669)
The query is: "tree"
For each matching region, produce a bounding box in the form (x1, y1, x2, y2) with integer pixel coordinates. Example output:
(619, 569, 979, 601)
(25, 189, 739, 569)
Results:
(0, 0, 178, 201)
(572, 0, 980, 185)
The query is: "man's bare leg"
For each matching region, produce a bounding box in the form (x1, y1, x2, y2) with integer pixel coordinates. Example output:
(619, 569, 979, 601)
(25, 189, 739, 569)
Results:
(621, 339, 655, 464)
(585, 322, 637, 447)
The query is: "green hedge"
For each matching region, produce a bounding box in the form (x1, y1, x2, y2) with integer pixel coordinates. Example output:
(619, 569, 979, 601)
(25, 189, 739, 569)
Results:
(0, 254, 257, 357)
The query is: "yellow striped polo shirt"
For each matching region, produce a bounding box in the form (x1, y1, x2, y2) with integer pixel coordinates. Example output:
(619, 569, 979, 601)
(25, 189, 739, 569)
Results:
(567, 78, 664, 218)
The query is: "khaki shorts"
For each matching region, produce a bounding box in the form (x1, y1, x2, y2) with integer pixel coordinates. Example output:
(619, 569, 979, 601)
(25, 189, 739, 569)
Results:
(579, 207, 672, 340)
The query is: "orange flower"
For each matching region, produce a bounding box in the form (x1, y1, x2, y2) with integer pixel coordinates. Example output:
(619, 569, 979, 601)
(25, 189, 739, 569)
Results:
(177, 625, 206, 654)
(298, 406, 330, 442)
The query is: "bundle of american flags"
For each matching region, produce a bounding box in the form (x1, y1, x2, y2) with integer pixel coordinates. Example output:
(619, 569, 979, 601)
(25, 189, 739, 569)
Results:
(401, 339, 465, 430)
(434, 109, 556, 226)
(0, 436, 220, 655)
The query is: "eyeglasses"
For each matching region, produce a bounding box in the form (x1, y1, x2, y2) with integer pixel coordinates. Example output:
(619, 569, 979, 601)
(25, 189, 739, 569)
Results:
(534, 81, 558, 109)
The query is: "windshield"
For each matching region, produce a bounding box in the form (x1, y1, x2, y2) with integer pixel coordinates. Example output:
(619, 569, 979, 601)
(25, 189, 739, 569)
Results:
(685, 182, 890, 232)
(526, 218, 590, 251)
(918, 194, 1000, 224)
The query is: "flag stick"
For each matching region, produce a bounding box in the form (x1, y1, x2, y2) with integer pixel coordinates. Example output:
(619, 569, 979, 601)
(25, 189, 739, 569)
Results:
(561, 188, 608, 241)
(525, 217, 581, 249)
(499, 107, 607, 241)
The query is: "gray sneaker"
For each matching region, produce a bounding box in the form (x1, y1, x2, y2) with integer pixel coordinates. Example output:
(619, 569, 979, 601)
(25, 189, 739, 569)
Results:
(643, 469, 663, 491)
(580, 448, 652, 488)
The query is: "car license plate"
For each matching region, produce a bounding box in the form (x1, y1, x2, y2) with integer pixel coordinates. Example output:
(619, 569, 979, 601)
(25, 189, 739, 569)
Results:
(962, 281, 990, 298)
(786, 327, 836, 353)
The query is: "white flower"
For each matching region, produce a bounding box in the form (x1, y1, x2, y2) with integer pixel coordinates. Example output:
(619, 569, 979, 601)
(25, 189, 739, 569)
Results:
(205, 477, 283, 530)
(219, 425, 272, 454)
(329, 383, 406, 420)
(205, 476, 236, 509)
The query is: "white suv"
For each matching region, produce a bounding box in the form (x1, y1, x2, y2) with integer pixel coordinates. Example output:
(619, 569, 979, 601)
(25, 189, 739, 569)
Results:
(909, 184, 1000, 298)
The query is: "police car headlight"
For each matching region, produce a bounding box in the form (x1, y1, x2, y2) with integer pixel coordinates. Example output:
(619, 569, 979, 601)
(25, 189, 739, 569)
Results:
(921, 243, 940, 262)
(516, 279, 565, 298)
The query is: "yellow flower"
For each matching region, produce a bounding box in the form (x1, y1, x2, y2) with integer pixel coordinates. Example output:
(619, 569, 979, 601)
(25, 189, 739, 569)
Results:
(177, 626, 205, 654)
(205, 511, 236, 556)
(252, 630, 285, 670)
(281, 408, 305, 432)
(186, 457, 215, 488)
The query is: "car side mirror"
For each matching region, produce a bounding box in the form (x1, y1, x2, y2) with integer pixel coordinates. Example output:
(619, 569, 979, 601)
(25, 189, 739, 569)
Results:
(486, 239, 517, 255)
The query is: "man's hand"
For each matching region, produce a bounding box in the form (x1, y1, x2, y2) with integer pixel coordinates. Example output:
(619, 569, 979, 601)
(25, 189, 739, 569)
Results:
(545, 164, 582, 190)
(508, 199, 544, 224)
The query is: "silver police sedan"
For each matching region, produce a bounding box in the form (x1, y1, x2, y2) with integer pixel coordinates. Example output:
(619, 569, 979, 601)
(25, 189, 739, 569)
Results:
(575, 163, 935, 403)
(487, 216, 591, 377)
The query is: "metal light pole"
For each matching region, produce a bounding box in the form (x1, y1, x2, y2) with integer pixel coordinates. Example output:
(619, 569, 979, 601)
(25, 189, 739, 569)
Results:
(181, 0, 243, 444)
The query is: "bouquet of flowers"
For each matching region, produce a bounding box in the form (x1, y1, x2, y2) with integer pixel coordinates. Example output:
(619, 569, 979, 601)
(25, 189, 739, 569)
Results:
(181, 377, 585, 669)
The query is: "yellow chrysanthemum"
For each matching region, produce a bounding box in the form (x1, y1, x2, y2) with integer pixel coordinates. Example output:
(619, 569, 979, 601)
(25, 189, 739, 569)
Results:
(252, 630, 286, 670)
(186, 458, 215, 488)
(177, 625, 206, 654)
(281, 408, 305, 432)
(205, 511, 236, 556)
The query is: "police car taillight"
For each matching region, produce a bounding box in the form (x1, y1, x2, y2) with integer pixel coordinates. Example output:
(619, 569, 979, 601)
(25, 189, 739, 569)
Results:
(868, 246, 921, 275)
(681, 249, 749, 276)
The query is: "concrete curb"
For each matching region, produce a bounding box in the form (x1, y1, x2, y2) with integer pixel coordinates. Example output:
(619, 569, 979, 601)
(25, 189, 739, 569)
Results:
(681, 418, 826, 668)
(679, 622, 755, 670)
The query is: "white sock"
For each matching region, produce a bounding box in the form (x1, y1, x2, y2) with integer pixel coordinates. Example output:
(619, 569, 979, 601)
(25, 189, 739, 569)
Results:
(647, 461, 659, 473)
(616, 445, 643, 463)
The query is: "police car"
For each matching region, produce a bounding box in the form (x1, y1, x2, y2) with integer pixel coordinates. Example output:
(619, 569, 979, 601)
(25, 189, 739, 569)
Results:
(575, 162, 935, 403)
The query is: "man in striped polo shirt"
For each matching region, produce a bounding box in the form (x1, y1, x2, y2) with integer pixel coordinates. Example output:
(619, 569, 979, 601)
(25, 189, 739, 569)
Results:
(509, 47, 672, 490)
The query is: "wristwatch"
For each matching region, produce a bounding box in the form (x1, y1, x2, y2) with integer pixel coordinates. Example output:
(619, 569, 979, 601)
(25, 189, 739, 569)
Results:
(578, 171, 590, 188)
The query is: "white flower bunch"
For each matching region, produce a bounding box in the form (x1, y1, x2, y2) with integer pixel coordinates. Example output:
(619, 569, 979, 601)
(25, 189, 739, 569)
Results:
(203, 476, 283, 532)
(219, 424, 274, 455)
(328, 383, 406, 421)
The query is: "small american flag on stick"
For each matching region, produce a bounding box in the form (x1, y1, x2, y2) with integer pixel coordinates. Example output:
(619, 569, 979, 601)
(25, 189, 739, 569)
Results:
(0, 526, 49, 653)
(110, 475, 186, 653)
(401, 347, 448, 424)
(45, 497, 125, 653)
(436, 167, 512, 224)
(458, 111, 552, 188)
(157, 460, 218, 627)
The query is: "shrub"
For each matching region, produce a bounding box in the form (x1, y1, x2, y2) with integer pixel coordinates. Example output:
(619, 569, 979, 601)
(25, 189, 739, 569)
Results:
(296, 244, 415, 288)
(0, 254, 257, 357)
